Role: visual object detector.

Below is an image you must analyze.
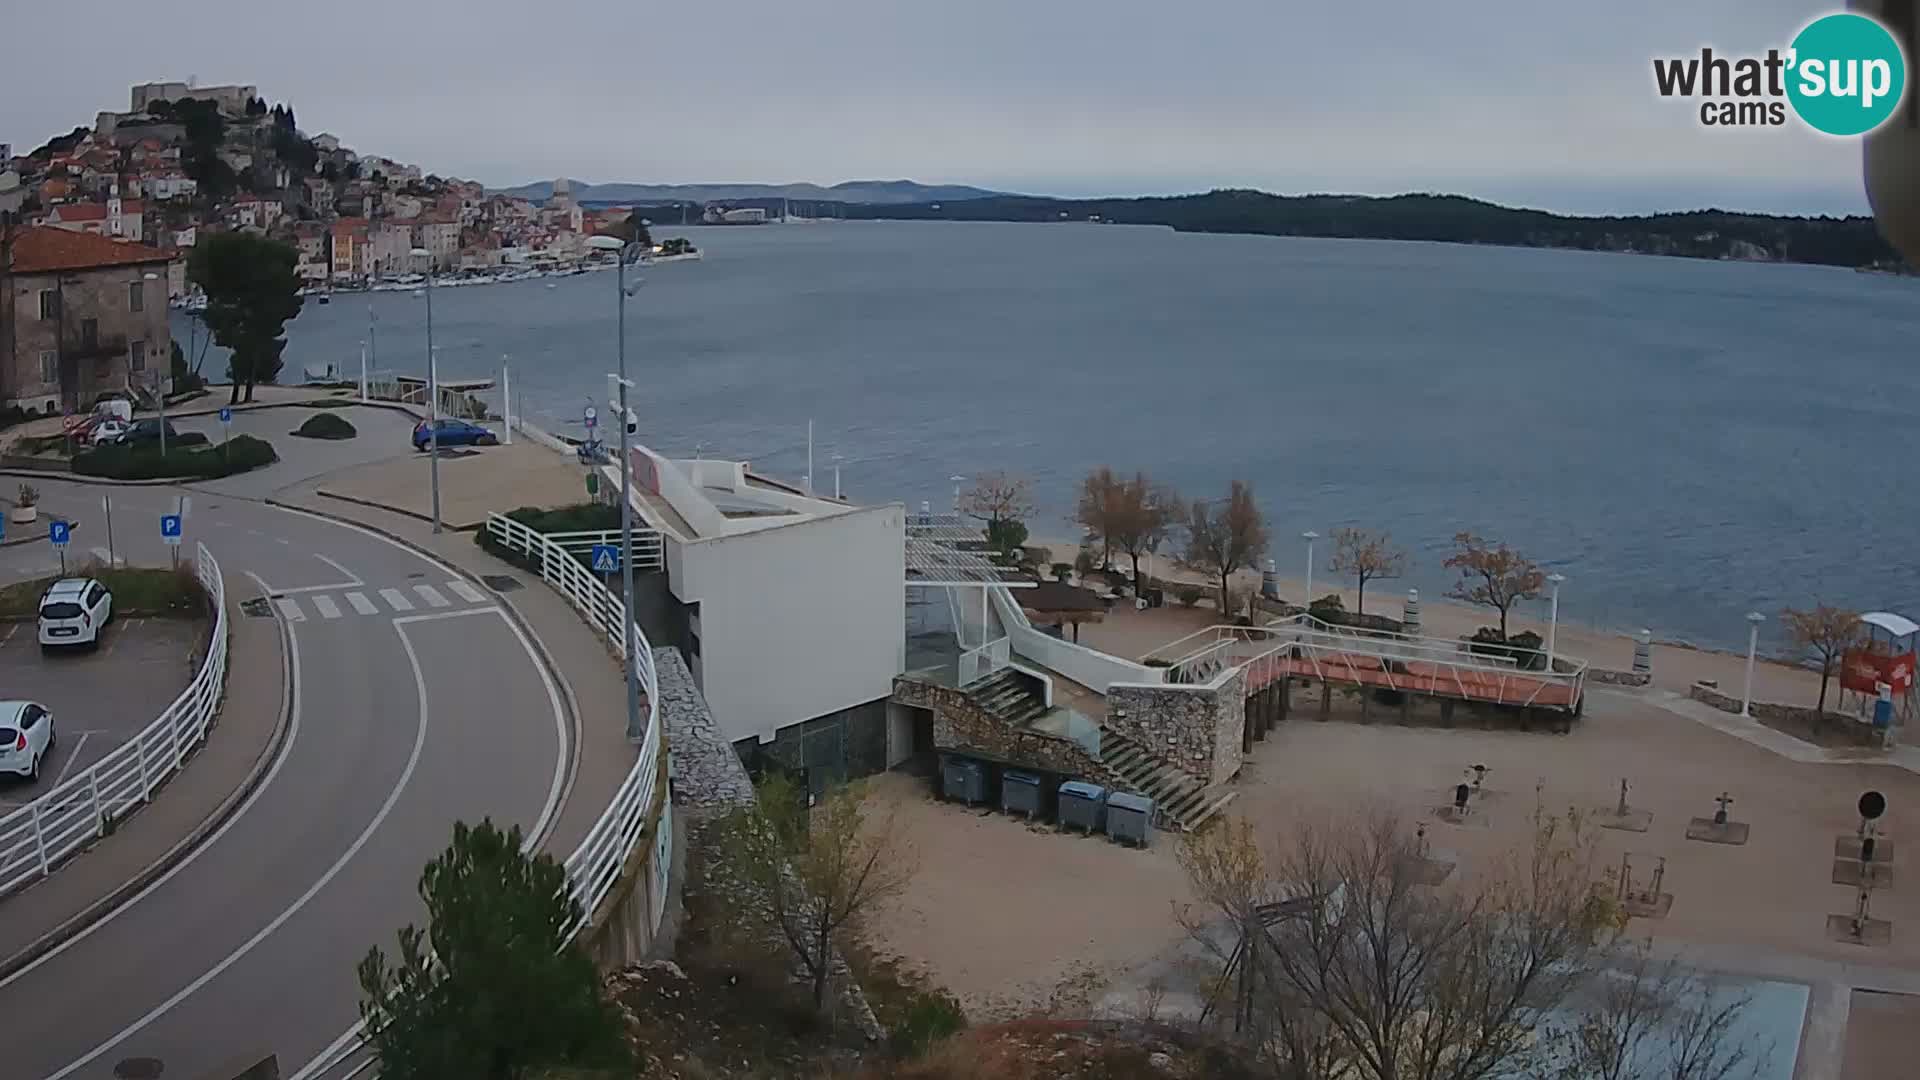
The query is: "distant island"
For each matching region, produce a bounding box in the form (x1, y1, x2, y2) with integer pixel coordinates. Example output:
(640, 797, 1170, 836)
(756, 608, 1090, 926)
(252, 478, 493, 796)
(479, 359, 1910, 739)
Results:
(843, 190, 1907, 272)
(490, 178, 1012, 206)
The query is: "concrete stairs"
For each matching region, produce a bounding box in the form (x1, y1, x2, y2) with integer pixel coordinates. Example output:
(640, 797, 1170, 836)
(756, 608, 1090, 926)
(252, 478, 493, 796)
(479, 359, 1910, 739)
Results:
(964, 668, 1050, 727)
(1099, 731, 1237, 832)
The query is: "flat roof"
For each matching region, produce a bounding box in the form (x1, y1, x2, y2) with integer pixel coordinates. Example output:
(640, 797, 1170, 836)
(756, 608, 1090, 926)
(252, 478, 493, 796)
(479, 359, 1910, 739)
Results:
(906, 538, 1034, 587)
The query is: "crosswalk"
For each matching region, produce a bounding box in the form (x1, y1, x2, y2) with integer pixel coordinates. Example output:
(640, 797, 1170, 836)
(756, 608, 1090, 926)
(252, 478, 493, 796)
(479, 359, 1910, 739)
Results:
(270, 580, 492, 622)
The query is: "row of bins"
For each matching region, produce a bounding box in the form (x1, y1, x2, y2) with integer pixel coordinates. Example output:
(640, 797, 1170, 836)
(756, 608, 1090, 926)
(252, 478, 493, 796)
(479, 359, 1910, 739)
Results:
(940, 754, 1153, 847)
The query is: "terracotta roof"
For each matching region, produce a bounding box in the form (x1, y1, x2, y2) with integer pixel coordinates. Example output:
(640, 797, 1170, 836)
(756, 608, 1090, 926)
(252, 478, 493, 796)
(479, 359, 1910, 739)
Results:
(50, 203, 107, 222)
(6, 226, 173, 273)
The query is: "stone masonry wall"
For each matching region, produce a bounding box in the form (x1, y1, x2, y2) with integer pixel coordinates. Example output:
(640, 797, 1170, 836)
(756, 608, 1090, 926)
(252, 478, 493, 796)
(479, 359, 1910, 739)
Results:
(1686, 680, 1882, 747)
(1105, 668, 1246, 788)
(892, 676, 1123, 790)
(1590, 669, 1651, 687)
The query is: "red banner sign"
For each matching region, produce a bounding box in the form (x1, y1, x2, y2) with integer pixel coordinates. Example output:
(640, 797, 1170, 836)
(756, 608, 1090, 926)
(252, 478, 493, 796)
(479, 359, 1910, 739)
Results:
(1842, 649, 1916, 695)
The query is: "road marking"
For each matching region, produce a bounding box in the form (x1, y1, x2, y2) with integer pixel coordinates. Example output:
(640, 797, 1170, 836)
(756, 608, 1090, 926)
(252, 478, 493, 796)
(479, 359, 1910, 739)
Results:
(412, 583, 450, 609)
(43, 601, 432, 1080)
(344, 591, 378, 616)
(0, 569, 303, 988)
(311, 594, 342, 620)
(446, 579, 486, 604)
(3, 625, 18, 645)
(89, 546, 119, 567)
(314, 553, 361, 584)
(378, 588, 413, 612)
(274, 597, 305, 622)
(48, 732, 89, 790)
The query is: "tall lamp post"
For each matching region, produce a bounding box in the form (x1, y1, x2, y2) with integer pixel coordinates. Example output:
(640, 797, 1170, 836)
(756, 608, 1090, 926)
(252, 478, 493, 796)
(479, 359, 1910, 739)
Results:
(410, 249, 441, 533)
(950, 474, 966, 516)
(587, 233, 646, 743)
(1545, 572, 1566, 671)
(1742, 611, 1766, 717)
(143, 271, 167, 457)
(1302, 531, 1320, 608)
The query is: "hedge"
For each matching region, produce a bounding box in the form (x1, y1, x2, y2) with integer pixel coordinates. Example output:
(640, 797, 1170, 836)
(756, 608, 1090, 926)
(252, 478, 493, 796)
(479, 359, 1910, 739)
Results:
(0, 566, 206, 619)
(292, 412, 358, 439)
(73, 434, 278, 480)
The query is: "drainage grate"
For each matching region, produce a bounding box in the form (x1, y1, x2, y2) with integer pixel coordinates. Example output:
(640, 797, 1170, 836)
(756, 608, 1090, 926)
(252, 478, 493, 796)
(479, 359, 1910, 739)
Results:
(407, 571, 425, 579)
(240, 598, 274, 618)
(114, 1058, 164, 1079)
(482, 574, 523, 593)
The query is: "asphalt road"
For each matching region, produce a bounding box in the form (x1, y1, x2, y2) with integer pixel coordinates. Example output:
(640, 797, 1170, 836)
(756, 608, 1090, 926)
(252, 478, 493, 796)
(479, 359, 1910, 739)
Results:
(0, 433, 571, 1080)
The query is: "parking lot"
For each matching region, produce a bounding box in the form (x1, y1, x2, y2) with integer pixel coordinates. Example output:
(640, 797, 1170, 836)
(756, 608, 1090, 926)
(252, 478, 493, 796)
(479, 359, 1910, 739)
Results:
(0, 615, 207, 807)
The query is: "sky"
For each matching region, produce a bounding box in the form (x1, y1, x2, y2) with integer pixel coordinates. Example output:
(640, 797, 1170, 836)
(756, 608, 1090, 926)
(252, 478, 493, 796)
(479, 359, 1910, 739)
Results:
(0, 0, 1876, 216)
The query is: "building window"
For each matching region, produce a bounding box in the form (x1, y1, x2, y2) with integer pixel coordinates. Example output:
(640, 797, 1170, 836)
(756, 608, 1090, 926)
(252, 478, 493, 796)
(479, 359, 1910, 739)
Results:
(128, 280, 144, 312)
(80, 319, 98, 350)
(130, 340, 146, 372)
(38, 291, 58, 320)
(39, 352, 56, 386)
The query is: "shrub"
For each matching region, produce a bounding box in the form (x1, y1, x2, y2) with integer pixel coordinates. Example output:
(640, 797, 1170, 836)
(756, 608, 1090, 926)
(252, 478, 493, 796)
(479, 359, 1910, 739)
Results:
(1467, 627, 1548, 669)
(888, 990, 968, 1057)
(16, 483, 38, 508)
(1175, 585, 1203, 607)
(1073, 550, 1095, 576)
(1050, 562, 1073, 581)
(473, 502, 624, 571)
(0, 566, 205, 619)
(292, 412, 358, 439)
(73, 434, 277, 480)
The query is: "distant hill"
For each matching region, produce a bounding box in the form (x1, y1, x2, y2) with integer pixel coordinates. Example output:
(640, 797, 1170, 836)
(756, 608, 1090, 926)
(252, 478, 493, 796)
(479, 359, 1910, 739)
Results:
(846, 189, 1903, 270)
(490, 178, 1012, 205)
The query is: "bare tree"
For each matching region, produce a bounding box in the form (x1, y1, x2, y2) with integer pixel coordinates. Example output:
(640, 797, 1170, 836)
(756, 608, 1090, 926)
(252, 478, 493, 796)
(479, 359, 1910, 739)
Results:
(1080, 468, 1180, 591)
(1444, 532, 1546, 639)
(1554, 937, 1766, 1080)
(961, 470, 1037, 552)
(1328, 527, 1408, 616)
(1780, 604, 1864, 715)
(713, 775, 918, 1011)
(1184, 481, 1270, 617)
(1076, 466, 1120, 570)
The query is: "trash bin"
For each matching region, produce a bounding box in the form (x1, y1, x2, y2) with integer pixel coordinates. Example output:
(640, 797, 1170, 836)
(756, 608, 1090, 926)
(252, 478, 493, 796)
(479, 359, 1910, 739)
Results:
(1002, 769, 1043, 819)
(1058, 780, 1107, 834)
(941, 755, 986, 806)
(1106, 792, 1155, 848)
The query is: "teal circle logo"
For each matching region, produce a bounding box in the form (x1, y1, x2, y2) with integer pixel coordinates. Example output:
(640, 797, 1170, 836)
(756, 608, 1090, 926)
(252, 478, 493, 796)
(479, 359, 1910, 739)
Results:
(1786, 13, 1907, 136)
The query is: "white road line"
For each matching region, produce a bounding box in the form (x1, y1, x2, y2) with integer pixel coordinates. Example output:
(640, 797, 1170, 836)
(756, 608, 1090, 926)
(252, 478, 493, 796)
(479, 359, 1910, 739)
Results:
(274, 598, 305, 622)
(445, 579, 487, 604)
(0, 568, 303, 989)
(311, 595, 342, 620)
(89, 546, 113, 566)
(378, 588, 414, 612)
(48, 732, 89, 791)
(3, 625, 17, 645)
(314, 553, 361, 585)
(344, 591, 378, 616)
(44, 602, 432, 1080)
(412, 583, 450, 609)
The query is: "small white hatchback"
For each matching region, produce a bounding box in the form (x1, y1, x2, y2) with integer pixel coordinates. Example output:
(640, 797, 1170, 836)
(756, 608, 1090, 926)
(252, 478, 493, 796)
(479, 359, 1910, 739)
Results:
(0, 701, 55, 782)
(38, 577, 112, 649)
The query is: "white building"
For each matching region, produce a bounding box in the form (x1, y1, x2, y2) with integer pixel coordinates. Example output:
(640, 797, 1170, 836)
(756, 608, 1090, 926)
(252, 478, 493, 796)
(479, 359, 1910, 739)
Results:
(602, 444, 905, 776)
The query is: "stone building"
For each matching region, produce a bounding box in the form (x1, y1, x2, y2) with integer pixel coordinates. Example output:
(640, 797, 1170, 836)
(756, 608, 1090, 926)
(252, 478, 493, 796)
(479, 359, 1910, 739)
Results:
(0, 226, 174, 412)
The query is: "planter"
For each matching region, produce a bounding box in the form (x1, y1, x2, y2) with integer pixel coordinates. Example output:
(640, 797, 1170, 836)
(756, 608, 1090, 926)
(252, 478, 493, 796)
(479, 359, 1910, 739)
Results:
(9, 505, 37, 525)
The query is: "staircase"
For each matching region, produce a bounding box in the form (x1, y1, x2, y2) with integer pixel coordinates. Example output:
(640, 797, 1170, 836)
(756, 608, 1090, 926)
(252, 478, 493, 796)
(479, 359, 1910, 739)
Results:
(964, 668, 1050, 727)
(1099, 731, 1237, 832)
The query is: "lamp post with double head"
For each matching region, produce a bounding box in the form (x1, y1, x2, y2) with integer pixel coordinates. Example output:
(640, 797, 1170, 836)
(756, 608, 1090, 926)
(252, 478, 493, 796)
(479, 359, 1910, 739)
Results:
(1743, 611, 1766, 717)
(410, 248, 441, 533)
(588, 233, 646, 742)
(1546, 572, 1566, 671)
(1302, 531, 1320, 608)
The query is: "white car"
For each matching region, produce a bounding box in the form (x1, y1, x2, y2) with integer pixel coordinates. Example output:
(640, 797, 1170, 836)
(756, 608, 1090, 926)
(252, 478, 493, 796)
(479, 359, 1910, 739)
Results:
(90, 418, 129, 445)
(38, 577, 112, 649)
(0, 702, 55, 782)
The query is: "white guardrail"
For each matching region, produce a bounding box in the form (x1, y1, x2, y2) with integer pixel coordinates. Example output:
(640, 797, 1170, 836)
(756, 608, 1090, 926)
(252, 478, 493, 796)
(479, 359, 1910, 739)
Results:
(0, 542, 226, 899)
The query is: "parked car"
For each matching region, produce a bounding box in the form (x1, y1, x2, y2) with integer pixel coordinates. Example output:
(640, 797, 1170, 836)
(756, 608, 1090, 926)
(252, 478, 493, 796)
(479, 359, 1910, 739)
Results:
(115, 419, 206, 448)
(90, 418, 129, 445)
(412, 418, 498, 451)
(0, 702, 55, 782)
(38, 577, 112, 649)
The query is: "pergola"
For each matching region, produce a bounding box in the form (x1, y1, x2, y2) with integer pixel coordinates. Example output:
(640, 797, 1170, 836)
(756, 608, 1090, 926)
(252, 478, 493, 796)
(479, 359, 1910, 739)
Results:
(1017, 580, 1109, 642)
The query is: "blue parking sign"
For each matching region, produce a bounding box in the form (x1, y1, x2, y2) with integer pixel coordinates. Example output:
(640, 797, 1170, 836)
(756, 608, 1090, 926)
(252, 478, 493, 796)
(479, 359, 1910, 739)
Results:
(590, 544, 619, 573)
(218, 407, 233, 424)
(160, 514, 183, 545)
(48, 521, 69, 547)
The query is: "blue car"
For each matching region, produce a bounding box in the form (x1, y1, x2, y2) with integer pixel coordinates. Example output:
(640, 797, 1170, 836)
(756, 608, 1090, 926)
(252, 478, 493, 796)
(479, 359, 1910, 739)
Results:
(412, 418, 498, 451)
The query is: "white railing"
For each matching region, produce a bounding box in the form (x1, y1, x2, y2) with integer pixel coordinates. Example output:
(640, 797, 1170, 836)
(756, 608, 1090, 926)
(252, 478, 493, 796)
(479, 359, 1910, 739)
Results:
(0, 542, 227, 900)
(990, 585, 1164, 693)
(483, 512, 666, 934)
(540, 528, 665, 573)
(958, 635, 1011, 687)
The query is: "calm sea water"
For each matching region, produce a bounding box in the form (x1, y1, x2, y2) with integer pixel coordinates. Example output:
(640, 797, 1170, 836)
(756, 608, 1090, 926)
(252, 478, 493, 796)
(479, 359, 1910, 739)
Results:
(179, 221, 1920, 653)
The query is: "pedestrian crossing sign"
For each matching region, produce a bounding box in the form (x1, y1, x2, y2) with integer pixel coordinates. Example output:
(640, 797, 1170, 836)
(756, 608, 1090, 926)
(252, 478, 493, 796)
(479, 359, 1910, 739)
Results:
(590, 544, 619, 573)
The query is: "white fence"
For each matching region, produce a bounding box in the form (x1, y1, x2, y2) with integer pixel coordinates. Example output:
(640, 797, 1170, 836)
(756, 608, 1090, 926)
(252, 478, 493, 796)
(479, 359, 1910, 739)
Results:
(989, 585, 1164, 694)
(0, 542, 226, 900)
(540, 528, 665, 574)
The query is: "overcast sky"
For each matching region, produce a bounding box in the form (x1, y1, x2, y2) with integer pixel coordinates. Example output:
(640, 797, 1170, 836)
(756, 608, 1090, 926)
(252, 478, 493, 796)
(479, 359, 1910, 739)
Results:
(0, 0, 1873, 215)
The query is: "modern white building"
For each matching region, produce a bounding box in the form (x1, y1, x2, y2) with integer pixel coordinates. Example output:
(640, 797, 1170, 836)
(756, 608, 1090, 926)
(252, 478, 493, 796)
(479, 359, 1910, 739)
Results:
(601, 443, 906, 782)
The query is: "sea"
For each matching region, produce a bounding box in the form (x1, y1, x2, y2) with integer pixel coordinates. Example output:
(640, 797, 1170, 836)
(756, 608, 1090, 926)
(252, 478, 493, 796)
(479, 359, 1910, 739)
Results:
(174, 219, 1920, 654)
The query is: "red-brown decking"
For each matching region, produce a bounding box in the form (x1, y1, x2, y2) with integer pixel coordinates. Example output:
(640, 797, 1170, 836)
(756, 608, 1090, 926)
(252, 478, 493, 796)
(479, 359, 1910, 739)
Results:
(1241, 650, 1581, 710)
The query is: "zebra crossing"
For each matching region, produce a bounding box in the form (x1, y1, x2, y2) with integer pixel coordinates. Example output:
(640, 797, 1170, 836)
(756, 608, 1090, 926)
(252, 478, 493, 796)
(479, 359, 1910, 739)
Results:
(270, 580, 493, 622)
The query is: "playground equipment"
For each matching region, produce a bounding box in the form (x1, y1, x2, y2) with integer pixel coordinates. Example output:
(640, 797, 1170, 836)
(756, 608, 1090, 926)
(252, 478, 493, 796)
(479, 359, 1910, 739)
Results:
(1839, 612, 1918, 730)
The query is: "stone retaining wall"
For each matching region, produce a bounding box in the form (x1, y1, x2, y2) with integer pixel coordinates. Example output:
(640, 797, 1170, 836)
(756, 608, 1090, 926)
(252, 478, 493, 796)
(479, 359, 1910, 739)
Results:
(1106, 668, 1245, 788)
(893, 676, 1122, 790)
(1686, 680, 1881, 746)
(1590, 668, 1651, 687)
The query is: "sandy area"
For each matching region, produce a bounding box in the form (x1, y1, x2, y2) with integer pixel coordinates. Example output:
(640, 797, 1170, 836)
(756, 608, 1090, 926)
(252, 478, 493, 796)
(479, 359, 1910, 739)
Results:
(867, 687, 1920, 1019)
(1842, 990, 1920, 1080)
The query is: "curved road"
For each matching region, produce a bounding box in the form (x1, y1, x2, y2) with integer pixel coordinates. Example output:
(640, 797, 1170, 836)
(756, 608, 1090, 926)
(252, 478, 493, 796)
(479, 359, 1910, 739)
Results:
(0, 450, 571, 1079)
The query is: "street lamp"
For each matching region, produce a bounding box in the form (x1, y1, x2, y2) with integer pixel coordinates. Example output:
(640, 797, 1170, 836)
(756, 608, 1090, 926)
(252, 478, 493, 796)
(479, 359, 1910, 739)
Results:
(950, 475, 966, 515)
(1545, 573, 1566, 671)
(587, 232, 646, 743)
(1742, 612, 1766, 717)
(143, 271, 167, 457)
(410, 248, 441, 533)
(1302, 531, 1320, 607)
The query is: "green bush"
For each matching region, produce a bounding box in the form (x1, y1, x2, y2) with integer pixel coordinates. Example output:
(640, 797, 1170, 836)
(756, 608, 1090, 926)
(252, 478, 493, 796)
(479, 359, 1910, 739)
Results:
(1175, 585, 1203, 607)
(292, 412, 357, 439)
(473, 502, 623, 570)
(73, 434, 277, 480)
(1466, 627, 1548, 670)
(888, 990, 967, 1056)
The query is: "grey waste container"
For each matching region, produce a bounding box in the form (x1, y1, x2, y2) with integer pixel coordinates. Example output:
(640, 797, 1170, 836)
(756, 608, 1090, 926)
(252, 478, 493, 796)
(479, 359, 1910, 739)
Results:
(1002, 769, 1043, 819)
(1058, 780, 1107, 834)
(1105, 791, 1155, 848)
(941, 755, 986, 806)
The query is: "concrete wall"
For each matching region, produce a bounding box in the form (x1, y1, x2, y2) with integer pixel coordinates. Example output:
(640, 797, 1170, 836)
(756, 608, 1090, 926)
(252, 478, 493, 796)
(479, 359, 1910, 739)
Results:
(671, 504, 905, 745)
(1106, 668, 1246, 788)
(991, 586, 1162, 694)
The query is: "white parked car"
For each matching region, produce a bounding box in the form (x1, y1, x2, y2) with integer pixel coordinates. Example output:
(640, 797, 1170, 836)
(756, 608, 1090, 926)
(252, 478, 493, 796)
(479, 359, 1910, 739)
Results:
(90, 418, 129, 445)
(0, 702, 55, 782)
(38, 577, 112, 649)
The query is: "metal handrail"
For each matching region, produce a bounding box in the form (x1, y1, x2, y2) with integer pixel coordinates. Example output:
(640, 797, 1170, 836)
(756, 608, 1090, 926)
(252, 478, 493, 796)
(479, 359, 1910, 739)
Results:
(538, 528, 665, 571)
(0, 543, 227, 899)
